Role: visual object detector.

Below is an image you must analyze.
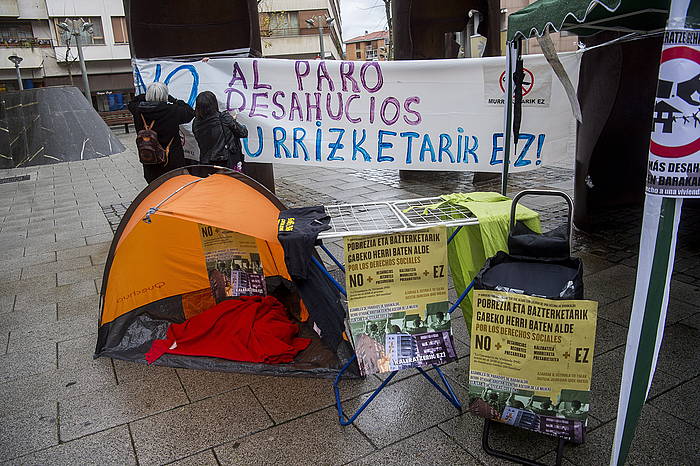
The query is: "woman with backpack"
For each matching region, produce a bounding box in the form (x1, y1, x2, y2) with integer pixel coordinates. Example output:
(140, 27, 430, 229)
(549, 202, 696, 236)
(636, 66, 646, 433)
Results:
(128, 82, 195, 183)
(192, 91, 248, 172)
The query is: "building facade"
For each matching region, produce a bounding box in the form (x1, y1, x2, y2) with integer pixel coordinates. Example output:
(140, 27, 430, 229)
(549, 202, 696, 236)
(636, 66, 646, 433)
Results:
(258, 0, 343, 59)
(0, 0, 133, 111)
(345, 30, 389, 61)
(501, 0, 579, 54)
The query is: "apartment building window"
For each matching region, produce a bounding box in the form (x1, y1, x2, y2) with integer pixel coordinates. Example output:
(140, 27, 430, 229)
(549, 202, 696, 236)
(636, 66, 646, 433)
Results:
(355, 48, 361, 59)
(0, 22, 33, 40)
(261, 11, 299, 36)
(53, 17, 105, 46)
(111, 17, 128, 44)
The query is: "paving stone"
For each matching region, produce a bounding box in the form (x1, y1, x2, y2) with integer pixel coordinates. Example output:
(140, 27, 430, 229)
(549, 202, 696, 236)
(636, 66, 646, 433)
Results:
(593, 317, 627, 356)
(250, 372, 380, 423)
(56, 242, 110, 262)
(655, 323, 700, 382)
(0, 363, 117, 413)
(215, 406, 373, 466)
(0, 329, 7, 354)
(588, 347, 681, 423)
(59, 370, 188, 441)
(113, 359, 178, 386)
(5, 425, 136, 466)
(20, 256, 92, 280)
(599, 295, 697, 329)
(0, 401, 58, 462)
(344, 372, 467, 448)
(564, 405, 699, 465)
(584, 265, 637, 303)
(130, 386, 273, 465)
(0, 271, 56, 297)
(349, 426, 478, 465)
(57, 294, 100, 321)
(169, 449, 218, 466)
(175, 367, 264, 402)
(439, 411, 559, 465)
(678, 312, 700, 330)
(649, 375, 700, 428)
(56, 264, 103, 286)
(55, 225, 112, 242)
(0, 303, 56, 332)
(0, 293, 15, 314)
(14, 279, 97, 311)
(7, 315, 95, 353)
(86, 232, 114, 245)
(0, 341, 56, 384)
(24, 236, 88, 257)
(58, 335, 115, 382)
(669, 280, 700, 306)
(0, 251, 55, 276)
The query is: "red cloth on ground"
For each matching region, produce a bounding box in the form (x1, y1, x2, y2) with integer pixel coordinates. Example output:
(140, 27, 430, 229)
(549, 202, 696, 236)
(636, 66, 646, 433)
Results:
(145, 295, 311, 365)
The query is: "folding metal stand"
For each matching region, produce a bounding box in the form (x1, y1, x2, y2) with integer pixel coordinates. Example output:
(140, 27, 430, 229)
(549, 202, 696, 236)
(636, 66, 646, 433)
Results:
(482, 419, 567, 466)
(309, 199, 480, 426)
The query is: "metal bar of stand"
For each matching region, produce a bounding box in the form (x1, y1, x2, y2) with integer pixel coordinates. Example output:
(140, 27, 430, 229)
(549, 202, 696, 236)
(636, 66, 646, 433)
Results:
(311, 256, 346, 297)
(334, 354, 398, 426)
(415, 366, 462, 410)
(447, 225, 463, 244)
(482, 419, 567, 466)
(319, 242, 345, 272)
(448, 279, 475, 315)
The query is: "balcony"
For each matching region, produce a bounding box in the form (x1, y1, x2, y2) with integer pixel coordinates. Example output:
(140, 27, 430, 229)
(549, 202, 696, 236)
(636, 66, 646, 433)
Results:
(0, 37, 52, 48)
(0, 43, 49, 69)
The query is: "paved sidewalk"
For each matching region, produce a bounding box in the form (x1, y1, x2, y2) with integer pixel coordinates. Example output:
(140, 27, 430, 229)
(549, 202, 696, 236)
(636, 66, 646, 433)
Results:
(0, 130, 698, 465)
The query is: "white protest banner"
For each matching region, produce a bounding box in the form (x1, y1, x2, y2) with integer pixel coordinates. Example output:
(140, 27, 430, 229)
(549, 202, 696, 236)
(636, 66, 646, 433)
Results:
(132, 53, 580, 172)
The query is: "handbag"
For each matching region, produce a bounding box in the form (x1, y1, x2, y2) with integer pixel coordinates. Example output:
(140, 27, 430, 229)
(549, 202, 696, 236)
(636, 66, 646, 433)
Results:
(209, 113, 233, 163)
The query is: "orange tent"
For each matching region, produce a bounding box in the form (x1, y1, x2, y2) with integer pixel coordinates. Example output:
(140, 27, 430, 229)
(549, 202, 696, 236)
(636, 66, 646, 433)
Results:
(95, 166, 350, 376)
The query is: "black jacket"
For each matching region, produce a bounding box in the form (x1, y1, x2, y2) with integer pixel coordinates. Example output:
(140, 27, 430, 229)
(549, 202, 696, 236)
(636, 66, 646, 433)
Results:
(128, 95, 195, 181)
(192, 111, 248, 165)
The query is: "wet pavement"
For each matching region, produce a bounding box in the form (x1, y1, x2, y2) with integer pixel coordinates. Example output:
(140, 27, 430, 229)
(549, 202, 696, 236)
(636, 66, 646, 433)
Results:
(0, 129, 698, 465)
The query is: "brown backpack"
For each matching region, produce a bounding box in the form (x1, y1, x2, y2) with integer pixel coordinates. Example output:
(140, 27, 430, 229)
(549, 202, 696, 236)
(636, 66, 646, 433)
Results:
(136, 115, 172, 165)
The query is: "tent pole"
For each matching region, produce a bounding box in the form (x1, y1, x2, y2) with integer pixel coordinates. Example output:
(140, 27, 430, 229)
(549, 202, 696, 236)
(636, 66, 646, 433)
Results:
(500, 40, 517, 195)
(611, 1, 693, 462)
(610, 196, 682, 465)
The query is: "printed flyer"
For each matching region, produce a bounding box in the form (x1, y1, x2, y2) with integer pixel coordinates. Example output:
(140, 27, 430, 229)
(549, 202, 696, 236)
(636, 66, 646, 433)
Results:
(344, 226, 456, 376)
(468, 290, 598, 443)
(198, 224, 266, 301)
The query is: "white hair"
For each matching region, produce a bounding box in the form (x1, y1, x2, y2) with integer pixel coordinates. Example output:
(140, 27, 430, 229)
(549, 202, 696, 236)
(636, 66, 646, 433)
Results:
(145, 82, 168, 102)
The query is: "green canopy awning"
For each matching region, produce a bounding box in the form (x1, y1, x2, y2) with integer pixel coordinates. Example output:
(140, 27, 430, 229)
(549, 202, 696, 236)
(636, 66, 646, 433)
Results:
(507, 0, 673, 41)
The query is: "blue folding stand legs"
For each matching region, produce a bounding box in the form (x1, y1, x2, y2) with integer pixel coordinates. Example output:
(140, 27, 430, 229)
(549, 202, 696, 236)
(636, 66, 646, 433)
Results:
(312, 225, 472, 426)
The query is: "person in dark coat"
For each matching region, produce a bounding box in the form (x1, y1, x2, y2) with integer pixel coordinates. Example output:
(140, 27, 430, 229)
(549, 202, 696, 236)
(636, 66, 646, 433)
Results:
(192, 90, 248, 171)
(128, 82, 195, 183)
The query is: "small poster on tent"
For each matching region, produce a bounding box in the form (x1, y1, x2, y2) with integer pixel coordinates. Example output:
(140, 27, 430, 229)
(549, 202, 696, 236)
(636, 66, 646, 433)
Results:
(198, 224, 266, 301)
(468, 290, 598, 443)
(344, 226, 456, 376)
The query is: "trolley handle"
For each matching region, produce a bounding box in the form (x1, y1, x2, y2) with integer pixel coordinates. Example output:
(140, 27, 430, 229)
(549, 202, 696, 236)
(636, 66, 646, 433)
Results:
(509, 189, 573, 237)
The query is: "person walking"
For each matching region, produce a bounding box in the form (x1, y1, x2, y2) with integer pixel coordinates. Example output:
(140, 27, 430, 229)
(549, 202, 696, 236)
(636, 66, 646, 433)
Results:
(128, 82, 195, 183)
(192, 90, 248, 171)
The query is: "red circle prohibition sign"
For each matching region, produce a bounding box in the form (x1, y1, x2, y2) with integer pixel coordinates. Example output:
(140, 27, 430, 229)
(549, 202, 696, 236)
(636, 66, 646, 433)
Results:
(499, 68, 535, 96)
(649, 46, 700, 158)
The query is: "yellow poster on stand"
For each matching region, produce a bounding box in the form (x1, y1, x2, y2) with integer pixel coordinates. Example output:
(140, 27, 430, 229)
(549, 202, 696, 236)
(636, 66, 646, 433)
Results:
(468, 290, 598, 443)
(344, 226, 456, 376)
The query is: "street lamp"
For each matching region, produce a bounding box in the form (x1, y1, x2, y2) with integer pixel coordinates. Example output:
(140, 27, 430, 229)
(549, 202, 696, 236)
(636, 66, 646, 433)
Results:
(8, 55, 23, 90)
(306, 16, 334, 59)
(57, 18, 92, 102)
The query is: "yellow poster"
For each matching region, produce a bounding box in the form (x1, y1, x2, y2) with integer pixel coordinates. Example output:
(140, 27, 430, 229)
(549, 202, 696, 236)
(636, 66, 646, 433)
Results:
(198, 224, 266, 301)
(344, 226, 456, 376)
(468, 290, 598, 443)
